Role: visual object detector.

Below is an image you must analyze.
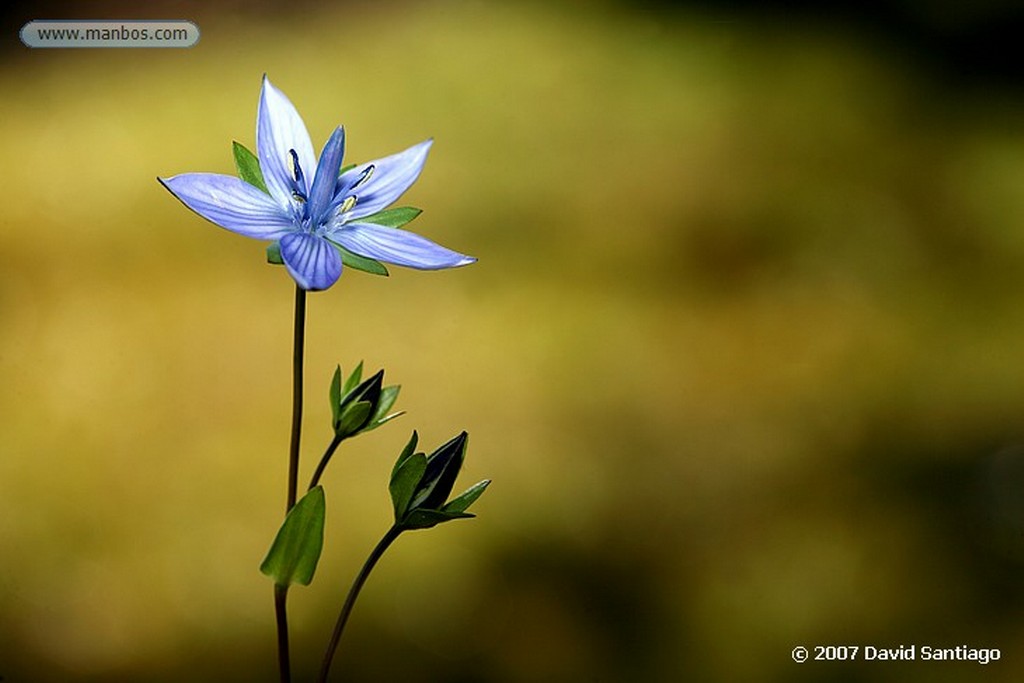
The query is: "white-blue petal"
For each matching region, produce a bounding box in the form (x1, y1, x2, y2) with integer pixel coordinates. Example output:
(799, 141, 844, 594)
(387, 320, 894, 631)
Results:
(279, 232, 343, 290)
(308, 127, 346, 225)
(159, 174, 294, 239)
(332, 222, 475, 270)
(257, 76, 316, 208)
(335, 139, 433, 218)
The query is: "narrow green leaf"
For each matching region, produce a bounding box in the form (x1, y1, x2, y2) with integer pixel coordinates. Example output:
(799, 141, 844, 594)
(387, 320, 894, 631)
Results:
(342, 361, 364, 396)
(442, 479, 491, 514)
(401, 508, 474, 530)
(357, 207, 423, 229)
(328, 241, 389, 276)
(267, 241, 284, 265)
(390, 452, 426, 522)
(339, 163, 357, 177)
(233, 141, 269, 194)
(390, 431, 419, 481)
(329, 366, 342, 429)
(337, 400, 372, 437)
(259, 486, 326, 587)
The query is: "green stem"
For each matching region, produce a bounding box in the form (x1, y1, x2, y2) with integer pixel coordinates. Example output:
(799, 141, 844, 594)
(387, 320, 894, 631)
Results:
(316, 525, 404, 683)
(308, 433, 344, 491)
(276, 285, 307, 683)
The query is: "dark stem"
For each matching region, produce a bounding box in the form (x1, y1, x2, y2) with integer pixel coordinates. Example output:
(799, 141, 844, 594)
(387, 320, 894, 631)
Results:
(308, 433, 344, 491)
(274, 584, 291, 683)
(276, 285, 307, 683)
(288, 285, 307, 510)
(316, 525, 404, 683)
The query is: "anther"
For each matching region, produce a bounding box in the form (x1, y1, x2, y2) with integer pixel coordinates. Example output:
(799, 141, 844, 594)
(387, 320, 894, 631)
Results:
(351, 165, 375, 190)
(288, 149, 307, 189)
(339, 195, 358, 214)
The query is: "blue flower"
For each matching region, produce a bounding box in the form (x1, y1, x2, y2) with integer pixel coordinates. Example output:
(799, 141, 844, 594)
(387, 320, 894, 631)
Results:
(159, 76, 475, 290)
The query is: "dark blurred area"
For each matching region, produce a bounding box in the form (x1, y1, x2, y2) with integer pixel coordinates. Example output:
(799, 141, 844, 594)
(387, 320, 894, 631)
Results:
(676, 0, 1024, 88)
(6, 0, 1023, 88)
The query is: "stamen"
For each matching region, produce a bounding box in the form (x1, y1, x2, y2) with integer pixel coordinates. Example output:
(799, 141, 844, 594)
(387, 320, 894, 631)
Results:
(288, 149, 307, 190)
(339, 195, 358, 214)
(287, 149, 310, 221)
(351, 165, 375, 190)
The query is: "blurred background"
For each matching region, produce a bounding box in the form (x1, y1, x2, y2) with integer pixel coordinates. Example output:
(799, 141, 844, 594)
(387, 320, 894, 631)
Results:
(3, 0, 1024, 680)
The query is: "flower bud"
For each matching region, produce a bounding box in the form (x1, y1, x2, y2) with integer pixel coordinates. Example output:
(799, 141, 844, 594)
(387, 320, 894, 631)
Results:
(388, 431, 490, 530)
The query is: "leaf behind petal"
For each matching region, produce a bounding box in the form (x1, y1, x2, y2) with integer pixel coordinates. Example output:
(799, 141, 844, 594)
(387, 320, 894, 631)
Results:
(327, 240, 389, 276)
(357, 206, 422, 229)
(266, 241, 284, 265)
(233, 141, 270, 194)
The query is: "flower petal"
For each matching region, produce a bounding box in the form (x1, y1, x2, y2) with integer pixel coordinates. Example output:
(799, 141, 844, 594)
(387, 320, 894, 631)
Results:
(332, 222, 475, 270)
(336, 139, 433, 218)
(159, 173, 294, 239)
(257, 76, 316, 207)
(279, 232, 343, 290)
(308, 126, 345, 225)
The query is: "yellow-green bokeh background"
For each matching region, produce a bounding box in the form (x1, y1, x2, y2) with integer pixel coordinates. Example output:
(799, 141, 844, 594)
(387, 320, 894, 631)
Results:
(3, 1, 1024, 680)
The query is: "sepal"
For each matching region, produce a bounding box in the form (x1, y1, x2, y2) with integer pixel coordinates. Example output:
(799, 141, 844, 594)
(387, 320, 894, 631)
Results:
(327, 240, 389, 276)
(443, 479, 491, 514)
(233, 141, 270, 194)
(267, 241, 284, 265)
(357, 206, 422, 229)
(389, 432, 425, 522)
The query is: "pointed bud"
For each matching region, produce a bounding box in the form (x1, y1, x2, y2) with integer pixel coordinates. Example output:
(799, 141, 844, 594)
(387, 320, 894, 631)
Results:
(388, 431, 489, 530)
(332, 368, 384, 438)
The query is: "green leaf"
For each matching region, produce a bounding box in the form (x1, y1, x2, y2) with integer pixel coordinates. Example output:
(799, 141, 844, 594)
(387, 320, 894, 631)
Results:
(337, 400, 372, 437)
(390, 451, 426, 522)
(267, 241, 284, 265)
(327, 241, 389, 276)
(342, 361, 364, 397)
(401, 508, 474, 530)
(329, 366, 342, 429)
(442, 479, 491, 514)
(365, 385, 401, 432)
(339, 163, 356, 177)
(390, 431, 419, 481)
(259, 486, 326, 587)
(233, 141, 269, 194)
(357, 207, 423, 229)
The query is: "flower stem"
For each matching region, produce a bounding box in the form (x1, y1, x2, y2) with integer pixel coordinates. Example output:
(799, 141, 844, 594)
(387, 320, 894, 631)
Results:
(316, 525, 404, 683)
(276, 285, 307, 683)
(308, 433, 343, 491)
(288, 285, 307, 511)
(274, 583, 291, 683)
